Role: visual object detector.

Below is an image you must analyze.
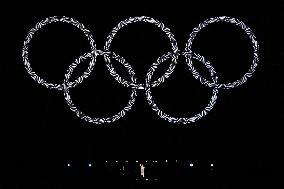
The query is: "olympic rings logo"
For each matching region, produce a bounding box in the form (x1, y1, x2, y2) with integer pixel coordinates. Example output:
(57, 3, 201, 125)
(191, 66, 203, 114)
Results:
(22, 16, 259, 124)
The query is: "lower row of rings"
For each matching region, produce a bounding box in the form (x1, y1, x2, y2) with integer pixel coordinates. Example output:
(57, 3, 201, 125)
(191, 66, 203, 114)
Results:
(63, 50, 219, 124)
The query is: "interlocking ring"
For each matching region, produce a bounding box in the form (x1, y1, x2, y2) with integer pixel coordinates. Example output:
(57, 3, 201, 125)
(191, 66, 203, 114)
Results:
(185, 16, 259, 89)
(145, 52, 219, 124)
(103, 16, 179, 90)
(63, 51, 137, 124)
(22, 16, 97, 90)
(22, 16, 259, 125)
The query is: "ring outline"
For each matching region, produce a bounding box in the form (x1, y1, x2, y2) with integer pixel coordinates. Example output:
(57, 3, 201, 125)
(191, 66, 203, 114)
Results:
(22, 16, 97, 90)
(63, 51, 137, 124)
(104, 16, 179, 90)
(145, 52, 219, 124)
(185, 16, 259, 90)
